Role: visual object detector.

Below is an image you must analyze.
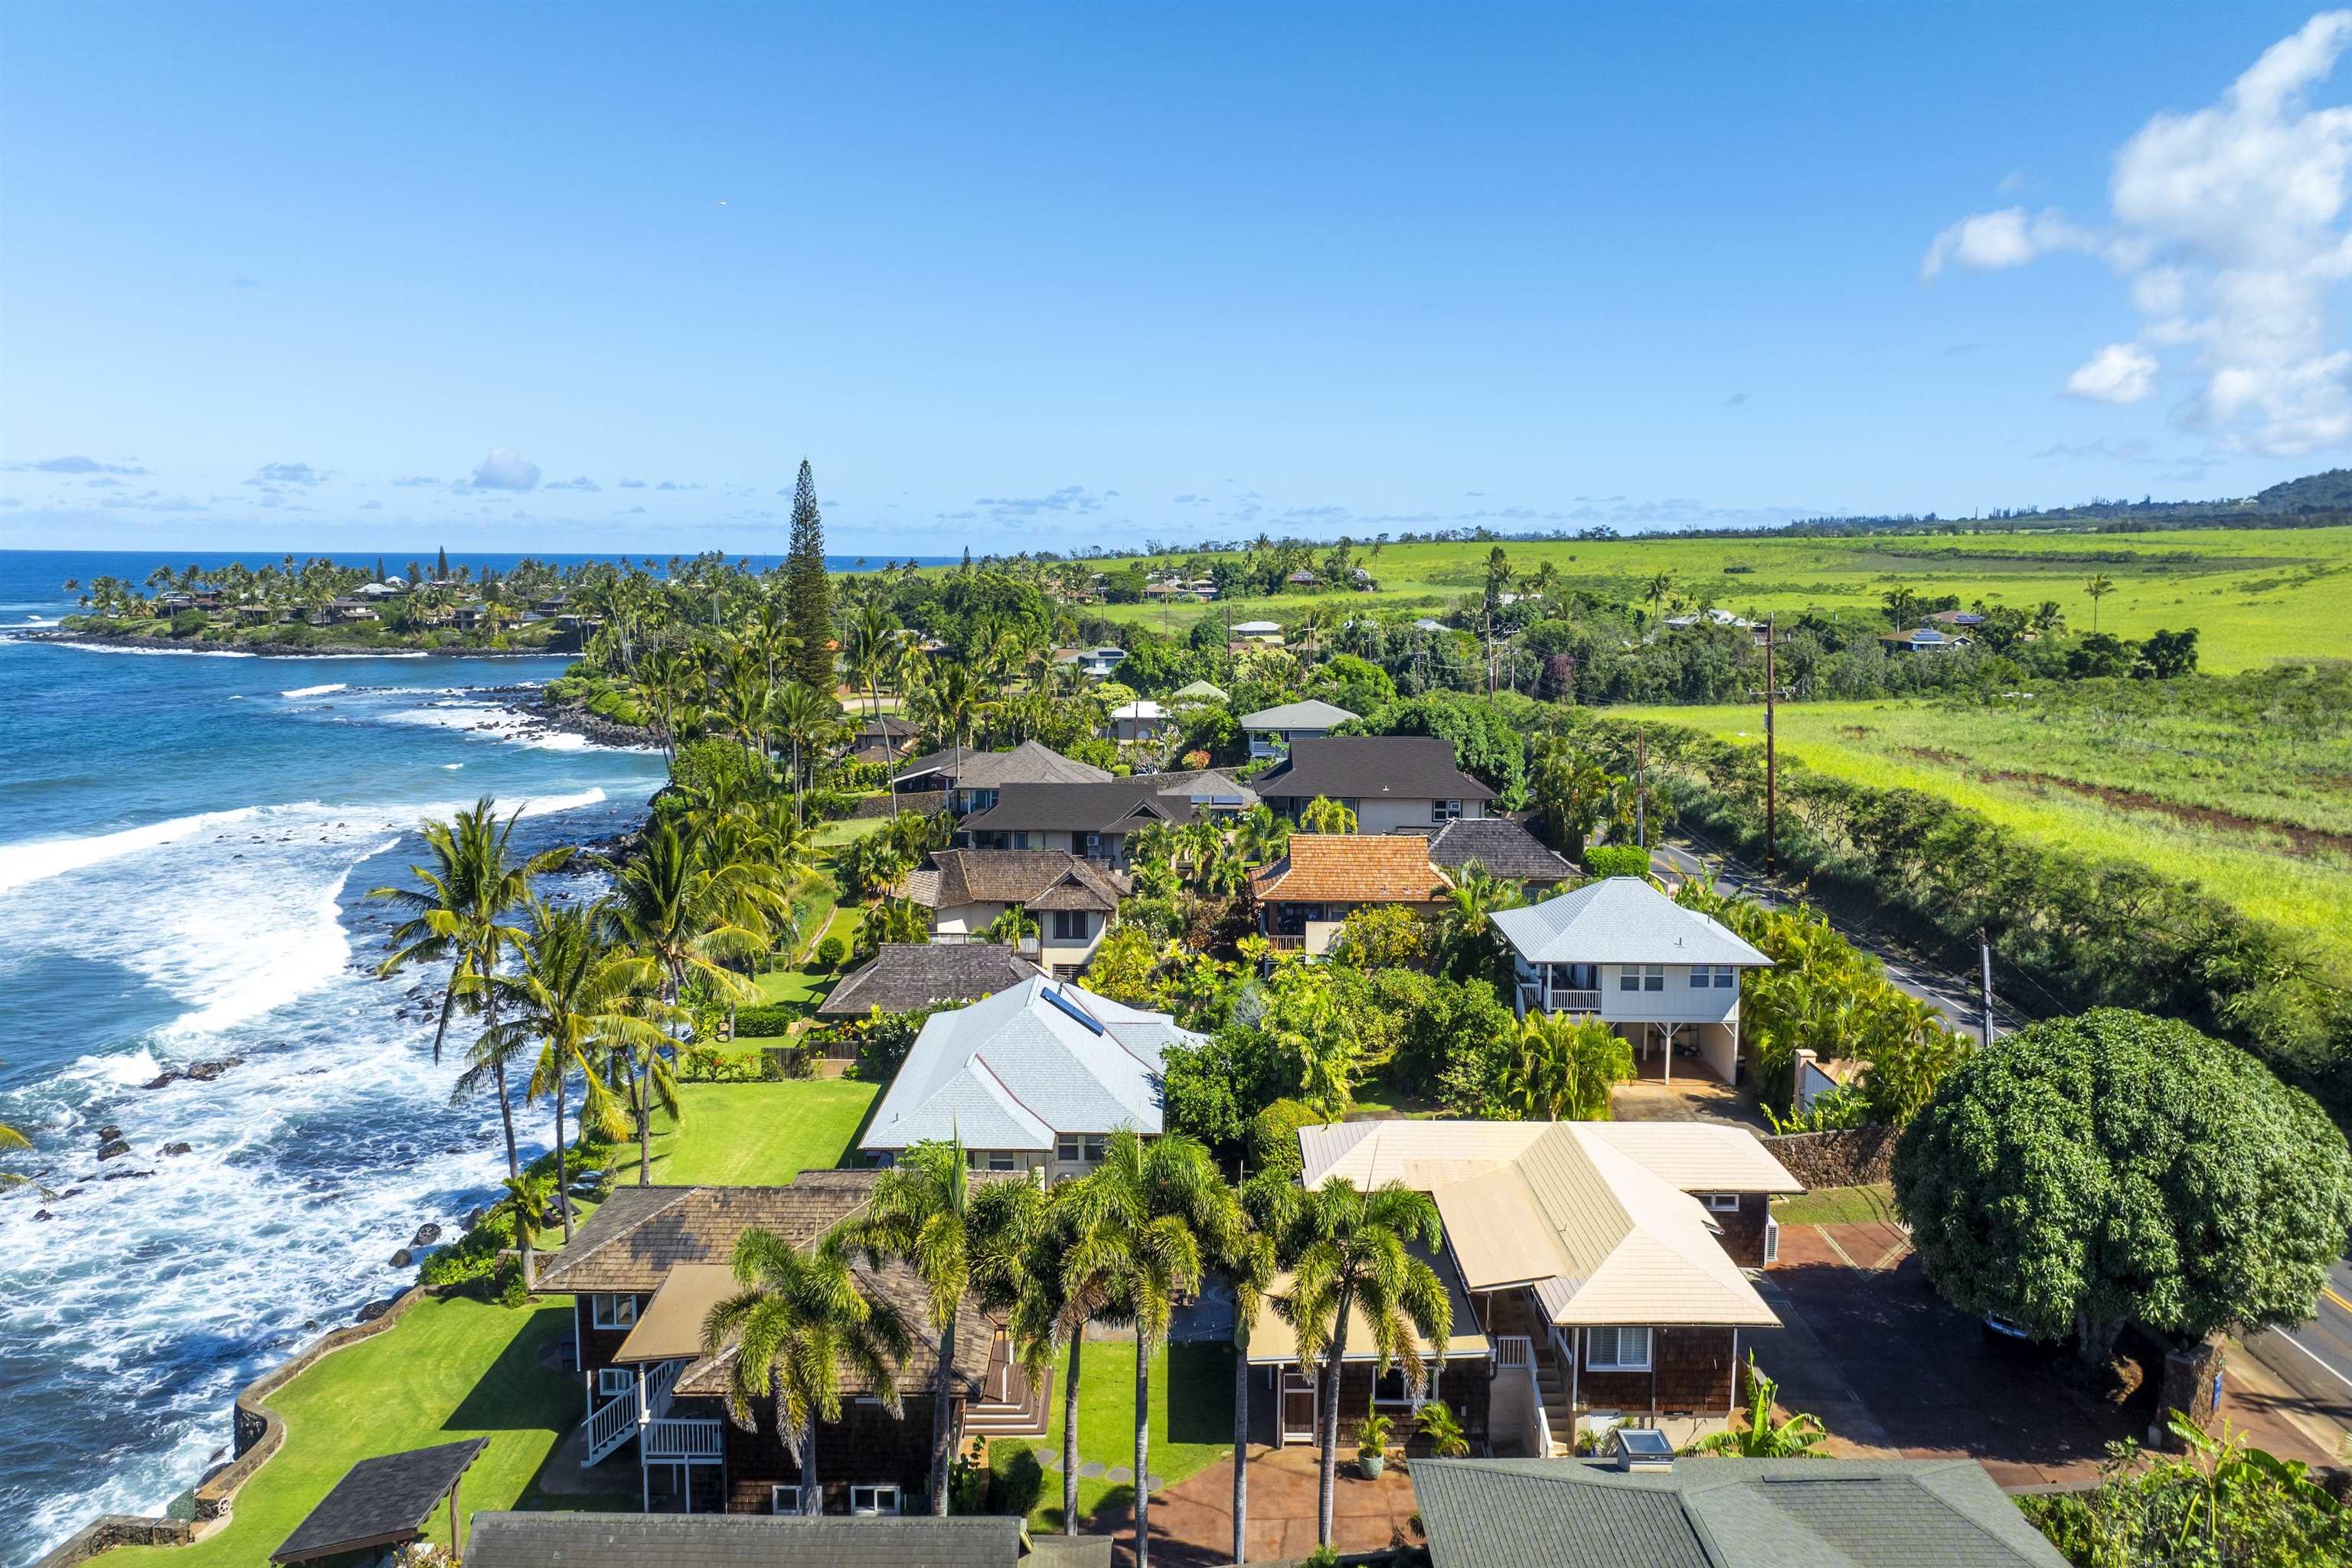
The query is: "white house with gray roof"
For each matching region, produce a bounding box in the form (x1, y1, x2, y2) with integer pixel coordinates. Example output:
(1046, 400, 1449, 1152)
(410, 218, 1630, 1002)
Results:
(1238, 698, 1357, 760)
(858, 976, 1200, 1179)
(1491, 877, 1770, 1085)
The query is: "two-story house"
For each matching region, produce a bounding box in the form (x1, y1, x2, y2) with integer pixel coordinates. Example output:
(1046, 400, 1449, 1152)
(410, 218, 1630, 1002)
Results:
(891, 741, 1112, 817)
(1237, 699, 1357, 760)
(1250, 834, 1455, 956)
(858, 975, 1198, 1178)
(534, 1172, 1046, 1515)
(1419, 818, 1578, 887)
(900, 849, 1125, 978)
(1255, 735, 1495, 833)
(1253, 1119, 1802, 1456)
(958, 773, 1254, 867)
(1490, 877, 1770, 1086)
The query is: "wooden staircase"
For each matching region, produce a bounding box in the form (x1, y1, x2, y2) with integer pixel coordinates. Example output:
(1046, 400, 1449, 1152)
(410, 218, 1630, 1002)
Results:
(962, 1331, 1051, 1438)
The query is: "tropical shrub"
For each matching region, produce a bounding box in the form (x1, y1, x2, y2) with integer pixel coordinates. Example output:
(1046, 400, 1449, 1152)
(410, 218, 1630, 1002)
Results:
(815, 935, 847, 968)
(2017, 1416, 2350, 1567)
(1248, 1098, 1325, 1177)
(1330, 903, 1431, 969)
(1582, 843, 1651, 880)
(732, 1004, 801, 1038)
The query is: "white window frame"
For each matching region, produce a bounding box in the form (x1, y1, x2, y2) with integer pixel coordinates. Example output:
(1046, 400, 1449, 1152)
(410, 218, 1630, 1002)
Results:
(987, 1151, 1018, 1172)
(1586, 1326, 1652, 1372)
(851, 1484, 902, 1516)
(1432, 798, 1463, 823)
(1057, 1135, 1083, 1163)
(1370, 1366, 1426, 1410)
(1764, 1215, 1780, 1265)
(1618, 966, 1642, 992)
(769, 1484, 801, 1513)
(1701, 1193, 1742, 1214)
(1642, 965, 1665, 993)
(591, 1294, 637, 1330)
(596, 1366, 635, 1398)
(1714, 965, 1739, 989)
(1688, 965, 1712, 988)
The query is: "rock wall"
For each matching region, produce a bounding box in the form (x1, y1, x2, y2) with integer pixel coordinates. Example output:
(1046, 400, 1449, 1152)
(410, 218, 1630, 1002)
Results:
(33, 1285, 437, 1568)
(1759, 1125, 1897, 1190)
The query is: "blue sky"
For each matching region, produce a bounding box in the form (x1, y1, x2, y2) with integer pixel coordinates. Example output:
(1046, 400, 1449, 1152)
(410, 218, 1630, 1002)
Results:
(4, 2, 2349, 553)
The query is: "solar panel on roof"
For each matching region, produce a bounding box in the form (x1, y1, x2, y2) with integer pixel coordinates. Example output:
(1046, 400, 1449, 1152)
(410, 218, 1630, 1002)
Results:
(1615, 1428, 1674, 1456)
(1043, 984, 1106, 1035)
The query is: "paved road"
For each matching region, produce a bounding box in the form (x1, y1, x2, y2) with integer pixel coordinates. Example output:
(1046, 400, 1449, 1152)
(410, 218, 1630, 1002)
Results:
(1651, 835, 2027, 1040)
(2244, 1257, 2352, 1435)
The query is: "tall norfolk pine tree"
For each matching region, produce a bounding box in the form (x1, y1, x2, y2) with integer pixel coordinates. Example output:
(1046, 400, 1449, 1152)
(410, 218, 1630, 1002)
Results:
(785, 459, 835, 694)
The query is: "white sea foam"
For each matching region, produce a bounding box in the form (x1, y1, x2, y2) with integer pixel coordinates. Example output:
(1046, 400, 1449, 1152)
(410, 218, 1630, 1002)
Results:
(441, 762, 464, 769)
(50, 640, 256, 658)
(280, 682, 348, 698)
(0, 805, 271, 895)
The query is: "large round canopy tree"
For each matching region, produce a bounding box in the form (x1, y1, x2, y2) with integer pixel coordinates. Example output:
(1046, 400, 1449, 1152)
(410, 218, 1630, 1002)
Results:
(1892, 1008, 2352, 1365)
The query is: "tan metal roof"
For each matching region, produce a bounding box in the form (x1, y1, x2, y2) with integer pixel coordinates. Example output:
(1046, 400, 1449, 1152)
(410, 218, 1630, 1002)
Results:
(1246, 1246, 1491, 1366)
(614, 1263, 738, 1363)
(1583, 1122, 1806, 1194)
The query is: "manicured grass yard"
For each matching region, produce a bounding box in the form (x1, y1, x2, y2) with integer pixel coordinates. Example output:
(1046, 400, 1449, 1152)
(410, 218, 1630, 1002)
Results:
(108, 1298, 619, 1566)
(754, 907, 864, 1009)
(815, 813, 892, 849)
(609, 1078, 880, 1186)
(992, 1340, 1235, 1535)
(1773, 1182, 1900, 1228)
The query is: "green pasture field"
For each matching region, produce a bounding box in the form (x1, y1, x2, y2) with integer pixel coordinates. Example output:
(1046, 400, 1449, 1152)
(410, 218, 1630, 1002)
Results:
(1621, 683, 2352, 967)
(1073, 525, 2352, 674)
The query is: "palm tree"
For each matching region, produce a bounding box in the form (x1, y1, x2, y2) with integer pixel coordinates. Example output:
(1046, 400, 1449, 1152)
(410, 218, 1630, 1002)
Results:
(769, 681, 839, 822)
(485, 900, 668, 1241)
(1439, 859, 1525, 982)
(601, 820, 776, 1180)
(1272, 1178, 1452, 1547)
(0, 1122, 31, 1189)
(969, 1177, 1091, 1535)
(499, 1167, 556, 1288)
(2032, 599, 2067, 638)
(1642, 570, 1674, 622)
(2084, 571, 2116, 632)
(704, 1227, 913, 1515)
(1061, 1130, 1234, 1568)
(916, 660, 986, 753)
(845, 1134, 982, 1515)
(1506, 1011, 1634, 1120)
(370, 799, 570, 1067)
(1219, 1173, 1295, 1566)
(1233, 803, 1291, 868)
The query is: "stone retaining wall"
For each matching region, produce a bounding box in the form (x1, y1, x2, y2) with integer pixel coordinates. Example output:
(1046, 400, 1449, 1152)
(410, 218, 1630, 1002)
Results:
(1759, 1125, 1897, 1190)
(33, 1285, 437, 1568)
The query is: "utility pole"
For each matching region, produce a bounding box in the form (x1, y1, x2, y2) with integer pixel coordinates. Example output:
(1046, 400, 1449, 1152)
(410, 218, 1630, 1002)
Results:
(1635, 726, 1648, 850)
(1977, 928, 1995, 1047)
(1748, 617, 1790, 874)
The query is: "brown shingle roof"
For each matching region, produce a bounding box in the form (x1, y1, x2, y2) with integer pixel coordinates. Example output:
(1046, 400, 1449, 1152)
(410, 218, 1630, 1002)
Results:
(816, 942, 1042, 1018)
(913, 849, 1125, 911)
(1424, 818, 1577, 882)
(1251, 834, 1454, 904)
(1256, 735, 1497, 804)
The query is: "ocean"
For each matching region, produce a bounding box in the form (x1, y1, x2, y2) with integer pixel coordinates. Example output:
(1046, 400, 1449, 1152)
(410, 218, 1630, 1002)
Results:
(0, 550, 704, 1563)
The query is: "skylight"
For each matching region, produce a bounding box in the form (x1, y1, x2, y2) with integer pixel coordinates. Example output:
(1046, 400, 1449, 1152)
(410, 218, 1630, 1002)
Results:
(1043, 984, 1106, 1036)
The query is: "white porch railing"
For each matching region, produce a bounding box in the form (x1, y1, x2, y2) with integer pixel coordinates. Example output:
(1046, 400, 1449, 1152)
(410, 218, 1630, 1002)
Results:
(1494, 1334, 1557, 1459)
(580, 1356, 682, 1468)
(644, 1418, 725, 1460)
(1548, 989, 1602, 1014)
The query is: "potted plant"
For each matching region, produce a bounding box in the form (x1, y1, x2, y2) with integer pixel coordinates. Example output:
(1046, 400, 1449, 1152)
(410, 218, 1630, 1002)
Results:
(1356, 1411, 1395, 1478)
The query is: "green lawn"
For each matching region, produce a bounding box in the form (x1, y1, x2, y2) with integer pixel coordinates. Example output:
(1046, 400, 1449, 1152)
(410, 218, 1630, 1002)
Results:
(991, 1340, 1236, 1534)
(610, 1079, 880, 1186)
(109, 1298, 622, 1566)
(1773, 1182, 1900, 1228)
(816, 814, 893, 849)
(755, 907, 864, 1009)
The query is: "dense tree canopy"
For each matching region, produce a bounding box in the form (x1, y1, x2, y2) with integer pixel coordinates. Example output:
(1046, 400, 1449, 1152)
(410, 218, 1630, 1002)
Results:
(1892, 1008, 2352, 1362)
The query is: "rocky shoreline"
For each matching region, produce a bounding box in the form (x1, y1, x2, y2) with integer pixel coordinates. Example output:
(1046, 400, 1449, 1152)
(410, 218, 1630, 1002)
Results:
(18, 626, 560, 658)
(522, 687, 661, 749)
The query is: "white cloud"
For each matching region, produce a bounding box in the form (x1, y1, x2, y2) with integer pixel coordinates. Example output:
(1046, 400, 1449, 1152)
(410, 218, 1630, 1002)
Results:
(1927, 11, 2352, 455)
(2066, 343, 2161, 403)
(469, 448, 541, 491)
(1919, 207, 2099, 280)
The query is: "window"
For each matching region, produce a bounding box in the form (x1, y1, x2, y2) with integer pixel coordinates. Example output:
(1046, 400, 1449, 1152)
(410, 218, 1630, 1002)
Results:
(596, 1367, 635, 1399)
(1688, 966, 1712, 988)
(1764, 1215, 1780, 1266)
(1084, 1135, 1106, 1162)
(769, 1485, 801, 1514)
(1701, 1193, 1742, 1214)
(1058, 1136, 1083, 1163)
(1372, 1367, 1425, 1408)
(1618, 966, 1641, 992)
(851, 1485, 901, 1516)
(1643, 965, 1665, 992)
(1586, 1326, 1651, 1371)
(1052, 910, 1089, 942)
(591, 1294, 637, 1330)
(987, 1151, 1018, 1172)
(1715, 965, 1739, 988)
(1432, 799, 1463, 823)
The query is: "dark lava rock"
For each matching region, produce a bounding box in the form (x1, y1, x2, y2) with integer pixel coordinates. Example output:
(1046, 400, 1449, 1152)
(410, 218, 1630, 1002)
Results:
(97, 1125, 123, 1142)
(184, 1058, 241, 1082)
(356, 1295, 403, 1323)
(33, 1210, 54, 1222)
(96, 1138, 132, 1161)
(100, 1168, 155, 1181)
(390, 1248, 416, 1268)
(410, 1222, 443, 1246)
(142, 1071, 181, 1089)
(158, 1142, 194, 1158)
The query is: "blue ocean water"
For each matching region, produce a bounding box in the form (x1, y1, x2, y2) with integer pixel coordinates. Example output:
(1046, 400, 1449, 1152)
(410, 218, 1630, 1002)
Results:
(0, 552, 688, 1562)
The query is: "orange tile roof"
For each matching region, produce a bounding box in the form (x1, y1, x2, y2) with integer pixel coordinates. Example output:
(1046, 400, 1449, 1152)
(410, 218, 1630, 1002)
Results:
(1252, 834, 1453, 905)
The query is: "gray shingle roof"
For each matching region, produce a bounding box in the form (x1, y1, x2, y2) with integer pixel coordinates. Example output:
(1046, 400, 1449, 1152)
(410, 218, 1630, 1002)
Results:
(1238, 698, 1358, 730)
(1424, 818, 1577, 881)
(1256, 735, 1496, 803)
(1490, 877, 1771, 967)
(1416, 1458, 2070, 1568)
(962, 779, 1201, 834)
(818, 942, 1042, 1018)
(860, 977, 1197, 1152)
(464, 1511, 1045, 1568)
(271, 1440, 488, 1563)
(893, 741, 1112, 789)
(911, 850, 1125, 910)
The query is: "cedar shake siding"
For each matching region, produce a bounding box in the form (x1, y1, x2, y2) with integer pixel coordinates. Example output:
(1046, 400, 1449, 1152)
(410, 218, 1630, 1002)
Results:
(710, 1394, 946, 1513)
(1709, 1193, 1772, 1268)
(1576, 1327, 1742, 1416)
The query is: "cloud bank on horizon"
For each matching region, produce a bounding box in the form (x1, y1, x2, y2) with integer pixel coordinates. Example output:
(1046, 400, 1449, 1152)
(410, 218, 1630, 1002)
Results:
(1925, 10, 2352, 457)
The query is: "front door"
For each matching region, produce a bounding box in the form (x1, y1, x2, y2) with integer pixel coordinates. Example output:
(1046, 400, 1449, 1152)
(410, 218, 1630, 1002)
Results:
(1282, 1369, 1318, 1446)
